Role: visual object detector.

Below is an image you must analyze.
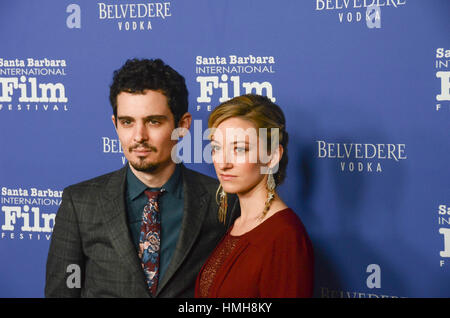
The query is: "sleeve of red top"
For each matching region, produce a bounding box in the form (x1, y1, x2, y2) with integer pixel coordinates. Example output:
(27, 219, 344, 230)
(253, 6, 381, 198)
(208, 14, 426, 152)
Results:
(258, 225, 314, 298)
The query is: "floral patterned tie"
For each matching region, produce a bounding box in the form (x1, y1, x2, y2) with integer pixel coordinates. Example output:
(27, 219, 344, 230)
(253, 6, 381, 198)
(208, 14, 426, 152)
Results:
(138, 189, 165, 295)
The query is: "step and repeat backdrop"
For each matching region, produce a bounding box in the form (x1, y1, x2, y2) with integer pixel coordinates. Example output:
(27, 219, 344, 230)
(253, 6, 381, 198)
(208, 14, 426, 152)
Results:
(0, 1, 449, 297)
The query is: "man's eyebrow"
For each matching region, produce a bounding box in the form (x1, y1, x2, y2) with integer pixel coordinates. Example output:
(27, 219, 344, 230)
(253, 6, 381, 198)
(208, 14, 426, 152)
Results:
(117, 115, 168, 120)
(145, 115, 168, 121)
(117, 116, 133, 121)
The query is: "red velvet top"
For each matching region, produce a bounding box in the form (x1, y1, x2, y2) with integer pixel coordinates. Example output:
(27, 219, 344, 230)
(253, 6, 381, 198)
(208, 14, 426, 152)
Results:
(195, 208, 314, 298)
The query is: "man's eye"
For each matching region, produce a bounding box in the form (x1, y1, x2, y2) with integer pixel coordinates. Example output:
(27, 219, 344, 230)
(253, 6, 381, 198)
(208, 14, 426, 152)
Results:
(235, 147, 247, 153)
(149, 120, 160, 125)
(121, 120, 132, 126)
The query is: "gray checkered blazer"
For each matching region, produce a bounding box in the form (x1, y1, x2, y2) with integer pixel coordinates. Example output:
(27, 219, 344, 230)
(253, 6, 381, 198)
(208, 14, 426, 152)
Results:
(45, 165, 238, 298)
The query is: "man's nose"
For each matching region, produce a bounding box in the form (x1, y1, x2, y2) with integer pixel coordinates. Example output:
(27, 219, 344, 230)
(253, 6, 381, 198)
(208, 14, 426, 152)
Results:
(133, 122, 149, 142)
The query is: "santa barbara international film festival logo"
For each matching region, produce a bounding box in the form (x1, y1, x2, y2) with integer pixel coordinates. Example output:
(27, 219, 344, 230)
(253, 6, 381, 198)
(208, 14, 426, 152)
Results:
(315, 0, 407, 28)
(0, 58, 69, 113)
(96, 1, 172, 31)
(195, 54, 276, 112)
(435, 47, 450, 112)
(316, 140, 407, 173)
(0, 186, 60, 241)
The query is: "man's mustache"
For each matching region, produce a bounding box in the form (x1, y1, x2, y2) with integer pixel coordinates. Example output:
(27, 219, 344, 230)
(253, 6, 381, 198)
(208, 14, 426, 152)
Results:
(129, 143, 157, 152)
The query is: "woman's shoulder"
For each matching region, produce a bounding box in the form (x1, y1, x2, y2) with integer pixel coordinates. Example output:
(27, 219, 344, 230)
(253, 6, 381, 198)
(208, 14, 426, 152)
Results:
(247, 208, 310, 245)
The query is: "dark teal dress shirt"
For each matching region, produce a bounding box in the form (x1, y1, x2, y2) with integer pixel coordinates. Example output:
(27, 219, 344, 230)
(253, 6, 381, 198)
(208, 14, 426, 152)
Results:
(125, 164, 184, 281)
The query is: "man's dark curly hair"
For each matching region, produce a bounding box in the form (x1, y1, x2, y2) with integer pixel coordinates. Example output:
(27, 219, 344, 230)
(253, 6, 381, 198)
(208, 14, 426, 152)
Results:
(109, 58, 188, 125)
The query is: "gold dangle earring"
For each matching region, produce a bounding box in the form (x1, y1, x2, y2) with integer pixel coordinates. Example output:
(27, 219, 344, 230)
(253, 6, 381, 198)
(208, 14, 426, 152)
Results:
(260, 168, 276, 221)
(216, 184, 227, 224)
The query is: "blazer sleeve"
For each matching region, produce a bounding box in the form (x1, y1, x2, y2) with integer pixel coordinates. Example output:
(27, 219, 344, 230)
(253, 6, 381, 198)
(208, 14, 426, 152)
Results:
(45, 186, 85, 297)
(258, 226, 314, 298)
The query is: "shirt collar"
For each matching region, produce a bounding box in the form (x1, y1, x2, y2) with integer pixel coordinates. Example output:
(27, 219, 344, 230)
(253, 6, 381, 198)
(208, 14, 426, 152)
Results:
(126, 163, 182, 200)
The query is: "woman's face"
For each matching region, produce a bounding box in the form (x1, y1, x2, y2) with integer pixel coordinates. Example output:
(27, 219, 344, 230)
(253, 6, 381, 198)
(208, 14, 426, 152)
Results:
(210, 117, 270, 195)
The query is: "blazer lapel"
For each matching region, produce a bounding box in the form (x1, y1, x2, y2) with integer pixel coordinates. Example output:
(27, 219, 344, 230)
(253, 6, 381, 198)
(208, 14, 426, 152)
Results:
(156, 166, 209, 295)
(98, 167, 147, 280)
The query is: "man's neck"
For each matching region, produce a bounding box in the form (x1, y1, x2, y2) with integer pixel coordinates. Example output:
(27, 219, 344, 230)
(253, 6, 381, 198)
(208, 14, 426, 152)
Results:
(129, 161, 176, 188)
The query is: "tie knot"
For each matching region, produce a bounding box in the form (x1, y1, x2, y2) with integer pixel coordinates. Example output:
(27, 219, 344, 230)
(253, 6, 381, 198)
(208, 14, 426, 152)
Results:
(144, 189, 165, 200)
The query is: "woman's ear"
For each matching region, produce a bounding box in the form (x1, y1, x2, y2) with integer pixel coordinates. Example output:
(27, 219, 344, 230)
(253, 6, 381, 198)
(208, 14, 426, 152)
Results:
(268, 144, 283, 173)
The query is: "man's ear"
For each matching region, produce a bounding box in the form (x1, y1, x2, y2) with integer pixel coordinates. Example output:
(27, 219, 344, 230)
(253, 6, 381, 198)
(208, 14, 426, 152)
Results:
(111, 115, 117, 129)
(177, 112, 192, 137)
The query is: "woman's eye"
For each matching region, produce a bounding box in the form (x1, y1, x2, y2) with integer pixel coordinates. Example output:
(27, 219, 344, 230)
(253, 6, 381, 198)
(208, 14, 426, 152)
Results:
(211, 145, 221, 152)
(235, 147, 247, 153)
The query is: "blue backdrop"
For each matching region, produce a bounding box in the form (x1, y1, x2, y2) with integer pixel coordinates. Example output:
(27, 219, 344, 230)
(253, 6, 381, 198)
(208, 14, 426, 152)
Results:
(1, 0, 449, 297)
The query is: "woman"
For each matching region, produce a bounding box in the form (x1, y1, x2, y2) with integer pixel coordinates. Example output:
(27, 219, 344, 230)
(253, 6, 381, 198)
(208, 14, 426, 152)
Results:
(195, 94, 314, 298)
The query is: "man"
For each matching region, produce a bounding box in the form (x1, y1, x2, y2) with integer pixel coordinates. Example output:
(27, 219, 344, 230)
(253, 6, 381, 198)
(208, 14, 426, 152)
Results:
(45, 58, 238, 297)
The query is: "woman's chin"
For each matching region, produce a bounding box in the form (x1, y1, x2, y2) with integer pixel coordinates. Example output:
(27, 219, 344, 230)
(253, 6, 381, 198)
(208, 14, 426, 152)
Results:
(221, 184, 240, 194)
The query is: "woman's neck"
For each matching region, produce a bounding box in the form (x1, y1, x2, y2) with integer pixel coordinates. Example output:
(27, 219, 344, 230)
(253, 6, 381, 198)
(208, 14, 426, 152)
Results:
(232, 182, 287, 236)
(236, 180, 268, 223)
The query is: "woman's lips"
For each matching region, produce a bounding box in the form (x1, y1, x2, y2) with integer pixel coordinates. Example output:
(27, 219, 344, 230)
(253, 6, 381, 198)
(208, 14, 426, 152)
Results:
(220, 174, 236, 181)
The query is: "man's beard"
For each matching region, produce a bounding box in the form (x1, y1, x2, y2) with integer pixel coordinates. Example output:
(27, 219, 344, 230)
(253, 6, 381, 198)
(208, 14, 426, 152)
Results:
(130, 159, 159, 173)
(128, 143, 159, 173)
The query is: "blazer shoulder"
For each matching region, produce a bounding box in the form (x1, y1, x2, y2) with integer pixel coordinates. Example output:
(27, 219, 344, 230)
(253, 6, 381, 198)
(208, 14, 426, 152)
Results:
(64, 167, 126, 194)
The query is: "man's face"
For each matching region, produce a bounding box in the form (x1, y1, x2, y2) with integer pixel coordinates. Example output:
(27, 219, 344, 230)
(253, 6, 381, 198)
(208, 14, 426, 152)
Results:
(113, 89, 177, 173)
